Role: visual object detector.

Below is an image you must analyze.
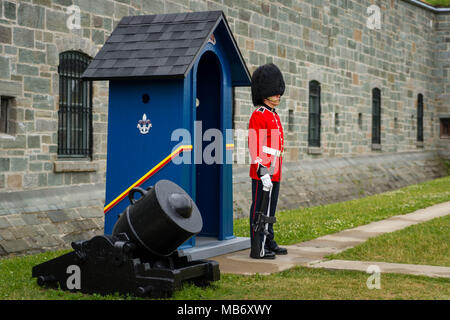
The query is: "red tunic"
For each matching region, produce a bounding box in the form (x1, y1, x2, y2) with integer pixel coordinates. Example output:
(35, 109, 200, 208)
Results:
(248, 105, 284, 182)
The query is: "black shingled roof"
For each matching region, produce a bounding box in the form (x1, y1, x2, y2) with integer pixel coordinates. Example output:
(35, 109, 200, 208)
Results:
(82, 11, 249, 81)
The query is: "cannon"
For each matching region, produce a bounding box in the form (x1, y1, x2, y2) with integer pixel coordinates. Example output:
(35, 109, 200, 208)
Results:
(32, 180, 220, 298)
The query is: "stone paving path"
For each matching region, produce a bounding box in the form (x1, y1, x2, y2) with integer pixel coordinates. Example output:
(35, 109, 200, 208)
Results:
(309, 260, 450, 278)
(211, 201, 450, 278)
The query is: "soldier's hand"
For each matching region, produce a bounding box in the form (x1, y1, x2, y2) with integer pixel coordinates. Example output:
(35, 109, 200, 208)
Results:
(260, 174, 272, 191)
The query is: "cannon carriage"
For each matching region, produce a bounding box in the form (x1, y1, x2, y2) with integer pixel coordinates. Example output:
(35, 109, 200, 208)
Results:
(32, 180, 220, 298)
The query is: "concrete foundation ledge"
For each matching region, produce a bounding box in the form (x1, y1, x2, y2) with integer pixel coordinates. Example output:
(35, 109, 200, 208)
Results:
(53, 160, 99, 173)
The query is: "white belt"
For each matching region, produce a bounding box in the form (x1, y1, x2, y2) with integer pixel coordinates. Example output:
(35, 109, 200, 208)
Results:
(263, 146, 281, 157)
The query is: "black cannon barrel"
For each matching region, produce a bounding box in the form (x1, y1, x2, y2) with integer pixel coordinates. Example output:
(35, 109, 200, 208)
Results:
(112, 180, 203, 256)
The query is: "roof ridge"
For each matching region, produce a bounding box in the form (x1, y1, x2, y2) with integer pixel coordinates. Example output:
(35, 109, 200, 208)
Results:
(117, 19, 220, 27)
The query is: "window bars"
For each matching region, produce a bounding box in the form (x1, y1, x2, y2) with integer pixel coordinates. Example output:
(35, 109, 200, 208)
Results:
(417, 94, 424, 142)
(372, 88, 381, 145)
(308, 80, 321, 147)
(58, 51, 93, 158)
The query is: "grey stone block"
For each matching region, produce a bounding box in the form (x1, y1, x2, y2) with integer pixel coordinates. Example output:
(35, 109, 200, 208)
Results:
(54, 0, 73, 5)
(10, 158, 28, 172)
(3, 2, 16, 20)
(18, 3, 45, 29)
(0, 229, 14, 241)
(78, 0, 115, 17)
(0, 56, 10, 79)
(21, 214, 41, 226)
(47, 210, 71, 223)
(27, 136, 41, 149)
(61, 232, 90, 244)
(46, 10, 69, 33)
(47, 173, 64, 186)
(19, 48, 46, 64)
(11, 225, 40, 239)
(77, 207, 103, 218)
(7, 216, 26, 227)
(33, 94, 54, 110)
(35, 119, 57, 132)
(0, 239, 29, 253)
(17, 64, 39, 76)
(0, 217, 11, 229)
(46, 44, 58, 66)
(0, 158, 10, 171)
(0, 26, 12, 44)
(24, 77, 51, 94)
(30, 235, 64, 249)
(30, 162, 43, 172)
(41, 223, 59, 235)
(71, 172, 91, 184)
(92, 29, 105, 45)
(13, 27, 35, 49)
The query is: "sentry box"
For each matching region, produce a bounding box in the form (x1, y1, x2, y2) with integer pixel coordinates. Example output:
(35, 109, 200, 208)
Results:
(82, 11, 251, 259)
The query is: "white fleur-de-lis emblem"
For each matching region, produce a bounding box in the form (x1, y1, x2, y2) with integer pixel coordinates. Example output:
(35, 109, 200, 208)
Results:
(137, 113, 152, 134)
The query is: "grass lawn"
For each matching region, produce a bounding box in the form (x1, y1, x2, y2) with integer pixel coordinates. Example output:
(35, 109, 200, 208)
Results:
(328, 215, 450, 267)
(424, 0, 450, 7)
(234, 175, 450, 245)
(0, 175, 449, 300)
(173, 267, 449, 300)
(0, 250, 448, 300)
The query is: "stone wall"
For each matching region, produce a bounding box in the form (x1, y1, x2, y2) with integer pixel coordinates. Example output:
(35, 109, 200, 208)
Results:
(0, 0, 448, 256)
(435, 13, 450, 159)
(232, 0, 445, 162)
(0, 0, 109, 194)
(0, 183, 104, 255)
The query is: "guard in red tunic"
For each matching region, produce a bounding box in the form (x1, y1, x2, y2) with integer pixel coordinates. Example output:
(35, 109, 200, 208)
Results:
(248, 63, 288, 259)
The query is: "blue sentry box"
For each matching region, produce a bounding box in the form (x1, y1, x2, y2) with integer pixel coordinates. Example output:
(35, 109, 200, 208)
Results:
(83, 11, 251, 254)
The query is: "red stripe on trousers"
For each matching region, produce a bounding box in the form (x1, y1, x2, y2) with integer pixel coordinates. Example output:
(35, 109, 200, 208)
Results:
(251, 180, 259, 237)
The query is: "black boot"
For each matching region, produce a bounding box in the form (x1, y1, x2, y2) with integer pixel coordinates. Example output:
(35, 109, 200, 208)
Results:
(250, 233, 276, 259)
(250, 248, 276, 259)
(269, 244, 288, 255)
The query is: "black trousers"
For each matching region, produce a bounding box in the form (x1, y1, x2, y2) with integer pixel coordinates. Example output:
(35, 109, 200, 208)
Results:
(249, 178, 280, 250)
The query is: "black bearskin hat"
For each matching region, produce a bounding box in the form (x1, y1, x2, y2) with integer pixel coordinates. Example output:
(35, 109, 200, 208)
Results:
(251, 63, 285, 106)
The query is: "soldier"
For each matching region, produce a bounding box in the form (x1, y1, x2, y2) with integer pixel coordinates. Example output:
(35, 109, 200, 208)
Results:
(248, 63, 288, 259)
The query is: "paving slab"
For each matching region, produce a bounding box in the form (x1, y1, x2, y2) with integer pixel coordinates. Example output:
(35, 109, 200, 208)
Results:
(213, 245, 315, 275)
(349, 218, 418, 234)
(390, 202, 450, 222)
(308, 259, 450, 279)
(211, 201, 450, 276)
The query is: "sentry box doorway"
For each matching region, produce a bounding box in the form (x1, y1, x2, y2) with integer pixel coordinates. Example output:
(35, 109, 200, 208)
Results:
(82, 11, 251, 259)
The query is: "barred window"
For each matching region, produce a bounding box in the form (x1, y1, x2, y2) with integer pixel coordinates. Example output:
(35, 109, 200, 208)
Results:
(288, 109, 294, 132)
(0, 96, 16, 135)
(0, 97, 10, 134)
(440, 118, 450, 139)
(308, 80, 321, 147)
(417, 94, 423, 142)
(58, 51, 93, 157)
(372, 88, 381, 145)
